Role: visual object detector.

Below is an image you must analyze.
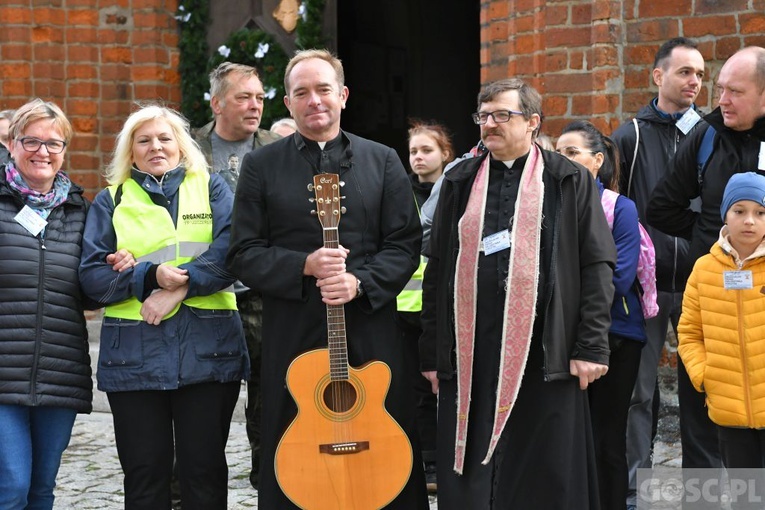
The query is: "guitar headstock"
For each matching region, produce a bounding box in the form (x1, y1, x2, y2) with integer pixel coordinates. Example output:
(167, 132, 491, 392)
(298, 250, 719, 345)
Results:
(311, 173, 342, 229)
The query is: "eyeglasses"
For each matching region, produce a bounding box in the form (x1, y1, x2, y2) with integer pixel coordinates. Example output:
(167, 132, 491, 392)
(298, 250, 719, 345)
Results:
(17, 137, 67, 154)
(556, 146, 598, 159)
(472, 110, 525, 125)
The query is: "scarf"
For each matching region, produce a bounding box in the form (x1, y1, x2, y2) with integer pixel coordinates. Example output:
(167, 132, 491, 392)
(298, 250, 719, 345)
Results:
(452, 145, 544, 473)
(5, 162, 72, 221)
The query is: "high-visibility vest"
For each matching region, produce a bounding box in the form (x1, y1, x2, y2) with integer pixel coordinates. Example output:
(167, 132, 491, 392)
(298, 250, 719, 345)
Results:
(103, 171, 236, 321)
(397, 255, 426, 312)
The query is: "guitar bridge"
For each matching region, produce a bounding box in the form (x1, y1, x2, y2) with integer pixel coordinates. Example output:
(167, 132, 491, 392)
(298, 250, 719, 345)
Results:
(319, 441, 369, 455)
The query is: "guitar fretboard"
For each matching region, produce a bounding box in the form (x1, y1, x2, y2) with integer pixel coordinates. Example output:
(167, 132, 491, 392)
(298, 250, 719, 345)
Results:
(323, 227, 349, 382)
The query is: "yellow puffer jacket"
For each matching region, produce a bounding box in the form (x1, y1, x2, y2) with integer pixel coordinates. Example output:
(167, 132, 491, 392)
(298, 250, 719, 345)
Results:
(678, 233, 765, 429)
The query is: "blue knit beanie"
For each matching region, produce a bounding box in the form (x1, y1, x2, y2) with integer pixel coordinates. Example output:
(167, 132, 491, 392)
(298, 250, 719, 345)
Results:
(721, 172, 765, 221)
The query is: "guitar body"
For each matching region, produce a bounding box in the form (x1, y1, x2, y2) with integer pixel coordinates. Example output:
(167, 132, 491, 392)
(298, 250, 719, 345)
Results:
(275, 348, 413, 510)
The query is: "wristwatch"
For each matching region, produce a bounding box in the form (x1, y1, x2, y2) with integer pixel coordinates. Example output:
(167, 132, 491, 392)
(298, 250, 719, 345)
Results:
(355, 277, 365, 298)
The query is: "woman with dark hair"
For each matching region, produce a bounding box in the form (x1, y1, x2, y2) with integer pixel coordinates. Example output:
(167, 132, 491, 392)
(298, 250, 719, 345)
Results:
(557, 120, 647, 509)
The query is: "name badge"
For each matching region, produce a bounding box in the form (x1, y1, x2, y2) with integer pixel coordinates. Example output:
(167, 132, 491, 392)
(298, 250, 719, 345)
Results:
(676, 108, 702, 135)
(482, 229, 510, 255)
(724, 270, 753, 290)
(14, 205, 47, 236)
(759, 142, 765, 171)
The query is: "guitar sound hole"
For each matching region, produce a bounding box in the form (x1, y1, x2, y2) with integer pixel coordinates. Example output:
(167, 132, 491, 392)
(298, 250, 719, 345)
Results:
(323, 381, 357, 413)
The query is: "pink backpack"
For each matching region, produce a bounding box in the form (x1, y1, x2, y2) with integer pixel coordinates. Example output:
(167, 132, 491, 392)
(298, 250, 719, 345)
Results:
(600, 189, 659, 319)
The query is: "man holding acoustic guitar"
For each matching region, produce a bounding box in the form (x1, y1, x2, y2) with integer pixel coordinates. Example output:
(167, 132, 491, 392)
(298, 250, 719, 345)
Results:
(227, 49, 429, 509)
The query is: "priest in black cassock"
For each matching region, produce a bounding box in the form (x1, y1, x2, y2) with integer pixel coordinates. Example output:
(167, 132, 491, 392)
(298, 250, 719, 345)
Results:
(227, 49, 428, 509)
(420, 78, 617, 509)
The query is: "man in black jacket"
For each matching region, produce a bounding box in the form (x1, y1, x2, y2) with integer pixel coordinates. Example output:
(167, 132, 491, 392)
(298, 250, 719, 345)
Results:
(227, 49, 428, 509)
(420, 78, 615, 509)
(611, 37, 705, 508)
(648, 45, 765, 473)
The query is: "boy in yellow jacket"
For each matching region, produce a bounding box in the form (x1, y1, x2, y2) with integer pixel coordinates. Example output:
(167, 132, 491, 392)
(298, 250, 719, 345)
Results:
(679, 171, 765, 470)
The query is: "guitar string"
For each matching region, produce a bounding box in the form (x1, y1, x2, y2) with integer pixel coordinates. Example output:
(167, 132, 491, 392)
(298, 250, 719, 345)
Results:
(324, 218, 352, 445)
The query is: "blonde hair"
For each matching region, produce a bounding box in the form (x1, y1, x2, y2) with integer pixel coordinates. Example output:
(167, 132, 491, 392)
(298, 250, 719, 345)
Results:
(9, 99, 72, 144)
(105, 105, 208, 185)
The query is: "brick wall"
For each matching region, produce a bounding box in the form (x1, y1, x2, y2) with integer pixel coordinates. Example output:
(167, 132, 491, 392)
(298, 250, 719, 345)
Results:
(0, 0, 181, 199)
(2, 1, 764, 198)
(480, 0, 765, 137)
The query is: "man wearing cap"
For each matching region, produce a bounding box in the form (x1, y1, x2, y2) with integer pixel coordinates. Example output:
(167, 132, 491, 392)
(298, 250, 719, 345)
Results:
(648, 45, 765, 471)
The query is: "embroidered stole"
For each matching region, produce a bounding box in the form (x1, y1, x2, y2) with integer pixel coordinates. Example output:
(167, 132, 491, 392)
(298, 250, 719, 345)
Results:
(452, 146, 544, 473)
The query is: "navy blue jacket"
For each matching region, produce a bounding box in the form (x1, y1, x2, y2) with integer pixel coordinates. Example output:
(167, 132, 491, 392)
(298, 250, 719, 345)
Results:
(597, 180, 647, 343)
(79, 167, 248, 392)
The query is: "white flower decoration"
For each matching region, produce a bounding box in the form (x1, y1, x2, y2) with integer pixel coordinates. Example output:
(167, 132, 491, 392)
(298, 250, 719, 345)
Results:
(299, 3, 307, 22)
(174, 12, 191, 22)
(178, 5, 185, 11)
(203, 92, 211, 101)
(218, 45, 231, 58)
(265, 87, 277, 100)
(255, 43, 270, 59)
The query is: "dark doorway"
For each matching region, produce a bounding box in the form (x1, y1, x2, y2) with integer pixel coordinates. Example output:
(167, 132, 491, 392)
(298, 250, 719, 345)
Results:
(337, 1, 480, 166)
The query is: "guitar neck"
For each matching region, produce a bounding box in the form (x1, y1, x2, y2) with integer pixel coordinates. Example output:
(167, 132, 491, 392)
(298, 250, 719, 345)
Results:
(323, 229, 349, 382)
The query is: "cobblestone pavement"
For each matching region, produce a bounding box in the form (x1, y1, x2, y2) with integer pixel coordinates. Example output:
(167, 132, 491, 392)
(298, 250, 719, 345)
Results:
(54, 397, 439, 509)
(54, 397, 678, 509)
(54, 333, 679, 509)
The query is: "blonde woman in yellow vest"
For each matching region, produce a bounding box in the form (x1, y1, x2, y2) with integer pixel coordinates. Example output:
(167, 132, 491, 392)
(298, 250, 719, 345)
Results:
(79, 105, 248, 508)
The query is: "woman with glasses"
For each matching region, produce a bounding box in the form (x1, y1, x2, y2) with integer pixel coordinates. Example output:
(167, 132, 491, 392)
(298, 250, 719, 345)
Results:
(556, 120, 647, 510)
(0, 99, 108, 509)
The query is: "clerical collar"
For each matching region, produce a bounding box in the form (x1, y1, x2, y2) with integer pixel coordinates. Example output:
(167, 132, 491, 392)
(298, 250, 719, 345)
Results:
(490, 152, 529, 170)
(299, 132, 343, 151)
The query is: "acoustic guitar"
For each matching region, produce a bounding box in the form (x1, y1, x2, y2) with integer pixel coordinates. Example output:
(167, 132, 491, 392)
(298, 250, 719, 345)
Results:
(275, 173, 413, 510)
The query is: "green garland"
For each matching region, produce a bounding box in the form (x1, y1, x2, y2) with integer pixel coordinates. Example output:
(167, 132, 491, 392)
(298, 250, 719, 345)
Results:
(176, 0, 211, 127)
(208, 30, 289, 129)
(296, 0, 327, 49)
(175, 0, 327, 129)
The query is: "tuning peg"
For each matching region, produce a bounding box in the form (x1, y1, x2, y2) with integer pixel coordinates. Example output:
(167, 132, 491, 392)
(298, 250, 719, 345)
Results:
(310, 210, 317, 216)
(307, 183, 314, 192)
(308, 197, 315, 203)
(340, 207, 347, 214)
(340, 195, 346, 200)
(339, 181, 345, 187)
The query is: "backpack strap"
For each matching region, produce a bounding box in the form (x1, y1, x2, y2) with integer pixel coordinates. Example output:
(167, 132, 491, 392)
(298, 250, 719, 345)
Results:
(600, 189, 618, 230)
(696, 125, 716, 189)
(627, 118, 640, 198)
